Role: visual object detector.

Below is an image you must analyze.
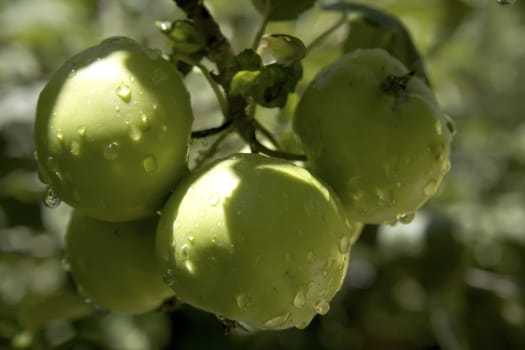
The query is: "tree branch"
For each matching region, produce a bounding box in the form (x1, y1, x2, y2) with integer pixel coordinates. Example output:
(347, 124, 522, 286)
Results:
(173, 0, 234, 69)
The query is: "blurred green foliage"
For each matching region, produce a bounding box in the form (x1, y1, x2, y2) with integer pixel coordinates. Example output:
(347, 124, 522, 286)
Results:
(1, 0, 524, 349)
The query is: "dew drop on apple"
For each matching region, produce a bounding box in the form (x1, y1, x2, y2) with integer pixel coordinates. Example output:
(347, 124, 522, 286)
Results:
(314, 299, 330, 315)
(43, 186, 61, 208)
(236, 293, 250, 309)
(142, 156, 157, 173)
(184, 260, 195, 273)
(128, 123, 142, 141)
(264, 312, 290, 328)
(140, 113, 151, 129)
(70, 140, 81, 156)
(56, 129, 64, 143)
(103, 142, 119, 160)
(77, 126, 87, 136)
(208, 192, 220, 206)
(398, 211, 416, 224)
(181, 244, 190, 259)
(293, 290, 306, 308)
(441, 159, 451, 174)
(338, 236, 351, 254)
(296, 320, 310, 330)
(116, 83, 131, 102)
(423, 179, 437, 196)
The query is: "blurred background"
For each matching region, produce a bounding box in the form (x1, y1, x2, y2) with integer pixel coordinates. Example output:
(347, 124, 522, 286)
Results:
(1, 0, 525, 349)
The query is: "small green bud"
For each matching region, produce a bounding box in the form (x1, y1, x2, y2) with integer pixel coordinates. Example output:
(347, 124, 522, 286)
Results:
(157, 20, 206, 54)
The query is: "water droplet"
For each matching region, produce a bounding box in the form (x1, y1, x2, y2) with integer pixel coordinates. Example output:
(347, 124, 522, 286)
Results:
(293, 290, 306, 308)
(296, 320, 310, 330)
(496, 0, 514, 5)
(236, 294, 250, 309)
(208, 192, 220, 206)
(103, 142, 119, 160)
(428, 143, 445, 161)
(398, 211, 416, 224)
(264, 312, 290, 328)
(129, 75, 135, 83)
(77, 126, 86, 136)
(115, 105, 120, 112)
(128, 123, 142, 141)
(163, 269, 176, 287)
(424, 179, 438, 196)
(70, 140, 80, 156)
(69, 69, 76, 77)
(116, 83, 131, 102)
(435, 120, 443, 135)
(314, 300, 330, 315)
(188, 235, 195, 244)
(376, 188, 395, 206)
(441, 159, 451, 174)
(338, 236, 351, 254)
(153, 104, 158, 110)
(56, 129, 64, 142)
(185, 260, 195, 273)
(142, 156, 157, 173)
(181, 244, 190, 259)
(43, 187, 61, 208)
(140, 113, 151, 129)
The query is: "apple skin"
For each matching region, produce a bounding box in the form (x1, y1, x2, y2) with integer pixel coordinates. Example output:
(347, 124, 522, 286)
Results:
(34, 36, 194, 222)
(294, 48, 453, 224)
(65, 210, 174, 314)
(156, 153, 362, 330)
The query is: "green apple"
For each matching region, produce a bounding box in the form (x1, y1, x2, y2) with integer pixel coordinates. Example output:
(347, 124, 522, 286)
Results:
(34, 36, 194, 222)
(65, 211, 173, 314)
(294, 48, 453, 224)
(156, 153, 362, 330)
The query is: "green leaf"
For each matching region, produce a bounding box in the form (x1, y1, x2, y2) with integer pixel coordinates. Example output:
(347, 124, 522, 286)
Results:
(251, 0, 316, 21)
(322, 2, 430, 84)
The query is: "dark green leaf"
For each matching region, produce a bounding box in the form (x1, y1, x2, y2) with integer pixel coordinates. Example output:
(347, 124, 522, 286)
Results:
(251, 0, 316, 21)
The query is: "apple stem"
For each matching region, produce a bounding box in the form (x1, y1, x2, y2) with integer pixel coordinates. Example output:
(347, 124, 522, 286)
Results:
(381, 71, 415, 98)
